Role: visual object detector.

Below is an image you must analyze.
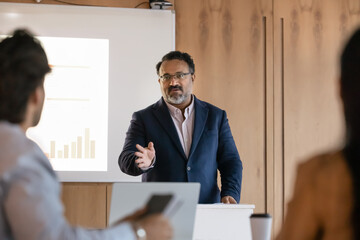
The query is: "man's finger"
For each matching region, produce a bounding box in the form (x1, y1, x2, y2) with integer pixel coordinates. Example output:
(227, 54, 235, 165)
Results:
(136, 144, 145, 152)
(221, 196, 230, 204)
(222, 196, 237, 204)
(229, 198, 237, 204)
(137, 162, 147, 168)
(134, 151, 144, 158)
(135, 158, 143, 164)
(148, 142, 154, 150)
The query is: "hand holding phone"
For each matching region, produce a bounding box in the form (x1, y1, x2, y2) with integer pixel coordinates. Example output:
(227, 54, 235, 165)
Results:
(143, 194, 183, 218)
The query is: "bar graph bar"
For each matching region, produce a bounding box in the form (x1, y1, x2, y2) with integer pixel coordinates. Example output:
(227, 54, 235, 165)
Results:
(85, 128, 90, 158)
(47, 128, 96, 160)
(77, 136, 82, 159)
(64, 145, 69, 158)
(71, 142, 76, 158)
(50, 141, 55, 158)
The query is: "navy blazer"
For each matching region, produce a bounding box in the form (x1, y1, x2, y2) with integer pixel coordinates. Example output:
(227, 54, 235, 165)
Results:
(118, 96, 243, 203)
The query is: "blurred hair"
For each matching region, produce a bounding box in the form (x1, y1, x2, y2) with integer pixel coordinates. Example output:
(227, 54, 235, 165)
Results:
(156, 51, 195, 75)
(0, 29, 51, 123)
(341, 28, 360, 240)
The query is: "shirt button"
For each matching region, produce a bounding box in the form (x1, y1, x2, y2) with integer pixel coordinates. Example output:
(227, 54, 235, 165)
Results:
(187, 166, 191, 171)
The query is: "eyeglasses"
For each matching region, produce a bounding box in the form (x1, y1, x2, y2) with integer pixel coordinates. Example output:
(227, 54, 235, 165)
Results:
(159, 72, 192, 82)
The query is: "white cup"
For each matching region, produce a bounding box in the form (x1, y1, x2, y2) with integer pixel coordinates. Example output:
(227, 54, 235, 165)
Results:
(250, 213, 272, 240)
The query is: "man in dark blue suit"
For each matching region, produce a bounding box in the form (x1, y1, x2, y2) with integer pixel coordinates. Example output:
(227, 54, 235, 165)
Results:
(118, 51, 242, 204)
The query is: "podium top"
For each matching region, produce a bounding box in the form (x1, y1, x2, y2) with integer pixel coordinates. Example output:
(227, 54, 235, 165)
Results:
(197, 204, 255, 209)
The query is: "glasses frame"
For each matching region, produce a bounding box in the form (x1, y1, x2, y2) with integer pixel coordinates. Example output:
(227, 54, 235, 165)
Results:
(159, 72, 193, 82)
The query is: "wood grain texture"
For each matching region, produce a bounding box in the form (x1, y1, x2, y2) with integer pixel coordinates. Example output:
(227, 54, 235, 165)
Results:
(106, 183, 112, 227)
(175, 0, 272, 213)
(274, 0, 360, 235)
(61, 183, 108, 228)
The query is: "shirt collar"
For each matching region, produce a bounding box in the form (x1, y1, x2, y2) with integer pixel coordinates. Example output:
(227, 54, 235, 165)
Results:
(165, 95, 195, 118)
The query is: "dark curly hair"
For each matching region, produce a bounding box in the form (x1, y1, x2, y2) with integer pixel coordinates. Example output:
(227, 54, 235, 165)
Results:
(0, 29, 51, 123)
(156, 51, 195, 75)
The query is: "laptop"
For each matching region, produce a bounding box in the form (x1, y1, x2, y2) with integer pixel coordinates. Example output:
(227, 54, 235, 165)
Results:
(109, 182, 200, 240)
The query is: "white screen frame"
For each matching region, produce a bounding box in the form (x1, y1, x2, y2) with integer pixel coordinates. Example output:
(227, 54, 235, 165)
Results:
(0, 2, 175, 182)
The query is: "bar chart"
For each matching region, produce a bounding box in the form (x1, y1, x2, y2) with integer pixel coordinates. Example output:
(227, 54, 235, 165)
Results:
(27, 36, 108, 172)
(46, 128, 96, 159)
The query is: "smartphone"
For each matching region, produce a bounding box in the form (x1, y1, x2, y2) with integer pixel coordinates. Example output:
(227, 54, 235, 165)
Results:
(143, 194, 183, 218)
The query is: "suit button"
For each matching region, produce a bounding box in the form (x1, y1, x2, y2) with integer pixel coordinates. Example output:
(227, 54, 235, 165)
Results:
(187, 166, 191, 171)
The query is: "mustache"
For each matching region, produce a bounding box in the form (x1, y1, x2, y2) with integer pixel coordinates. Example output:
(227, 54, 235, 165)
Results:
(168, 86, 183, 92)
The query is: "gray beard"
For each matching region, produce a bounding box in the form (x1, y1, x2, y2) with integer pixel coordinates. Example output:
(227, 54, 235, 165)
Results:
(166, 93, 188, 105)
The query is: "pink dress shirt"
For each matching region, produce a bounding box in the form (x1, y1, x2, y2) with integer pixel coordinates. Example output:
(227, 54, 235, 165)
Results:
(164, 96, 195, 158)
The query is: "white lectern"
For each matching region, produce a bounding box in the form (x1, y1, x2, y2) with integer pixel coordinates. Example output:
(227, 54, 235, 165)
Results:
(193, 204, 255, 240)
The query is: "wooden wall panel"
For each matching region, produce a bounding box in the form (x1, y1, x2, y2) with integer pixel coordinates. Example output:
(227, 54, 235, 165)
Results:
(61, 183, 108, 228)
(106, 183, 112, 227)
(175, 0, 273, 214)
(274, 0, 360, 235)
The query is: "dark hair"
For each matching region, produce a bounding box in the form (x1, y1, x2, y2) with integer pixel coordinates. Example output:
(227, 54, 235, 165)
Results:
(0, 29, 51, 123)
(156, 51, 195, 75)
(341, 28, 360, 239)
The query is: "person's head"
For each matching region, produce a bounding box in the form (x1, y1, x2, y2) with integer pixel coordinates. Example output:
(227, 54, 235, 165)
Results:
(340, 29, 360, 144)
(340, 28, 360, 239)
(0, 29, 51, 129)
(156, 51, 195, 108)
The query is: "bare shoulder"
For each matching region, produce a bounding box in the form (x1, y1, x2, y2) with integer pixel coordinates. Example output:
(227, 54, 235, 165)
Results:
(298, 150, 344, 172)
(297, 150, 350, 186)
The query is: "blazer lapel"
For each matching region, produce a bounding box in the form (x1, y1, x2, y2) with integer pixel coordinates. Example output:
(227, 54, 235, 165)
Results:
(189, 97, 208, 159)
(152, 98, 187, 159)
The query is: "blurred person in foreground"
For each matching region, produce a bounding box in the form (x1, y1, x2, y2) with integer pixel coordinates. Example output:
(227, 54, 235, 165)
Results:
(276, 29, 360, 240)
(0, 29, 172, 240)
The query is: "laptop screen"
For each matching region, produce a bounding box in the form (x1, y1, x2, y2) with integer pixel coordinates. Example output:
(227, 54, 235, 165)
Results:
(109, 182, 200, 240)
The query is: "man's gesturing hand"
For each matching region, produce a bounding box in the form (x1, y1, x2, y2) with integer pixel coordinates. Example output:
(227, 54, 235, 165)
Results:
(135, 142, 155, 168)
